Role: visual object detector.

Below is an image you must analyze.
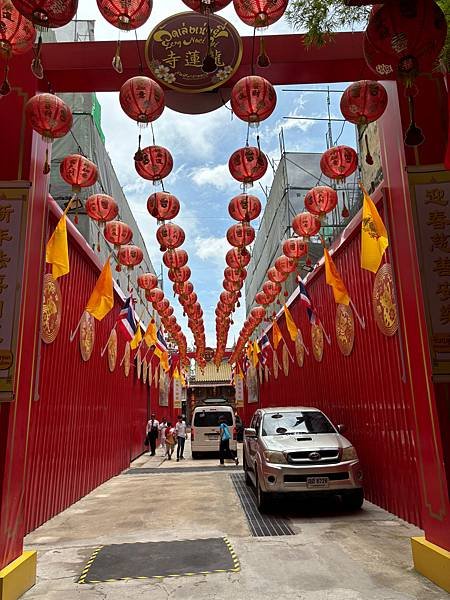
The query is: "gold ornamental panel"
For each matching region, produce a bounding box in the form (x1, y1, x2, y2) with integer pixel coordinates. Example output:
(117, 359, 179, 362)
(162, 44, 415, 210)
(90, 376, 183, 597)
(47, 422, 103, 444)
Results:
(282, 343, 289, 376)
(154, 364, 159, 388)
(273, 351, 279, 379)
(41, 273, 62, 344)
(311, 323, 324, 362)
(107, 329, 117, 372)
(136, 350, 142, 380)
(79, 311, 95, 362)
(295, 331, 304, 367)
(336, 304, 355, 356)
(372, 263, 399, 337)
(143, 358, 148, 384)
(124, 342, 131, 377)
(264, 364, 269, 383)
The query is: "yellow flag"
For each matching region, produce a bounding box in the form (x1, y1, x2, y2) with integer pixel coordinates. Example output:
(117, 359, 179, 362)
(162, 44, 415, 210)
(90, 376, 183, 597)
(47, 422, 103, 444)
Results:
(272, 319, 283, 350)
(130, 326, 142, 350)
(246, 343, 252, 360)
(237, 363, 244, 379)
(173, 366, 180, 380)
(46, 215, 69, 279)
(283, 304, 298, 342)
(252, 341, 260, 367)
(160, 351, 170, 372)
(324, 248, 350, 305)
(85, 258, 114, 320)
(361, 190, 389, 273)
(144, 319, 157, 347)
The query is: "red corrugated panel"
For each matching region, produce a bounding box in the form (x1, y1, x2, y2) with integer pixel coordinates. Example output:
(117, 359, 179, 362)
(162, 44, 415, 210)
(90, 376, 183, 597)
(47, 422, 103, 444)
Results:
(23, 212, 150, 534)
(258, 216, 422, 527)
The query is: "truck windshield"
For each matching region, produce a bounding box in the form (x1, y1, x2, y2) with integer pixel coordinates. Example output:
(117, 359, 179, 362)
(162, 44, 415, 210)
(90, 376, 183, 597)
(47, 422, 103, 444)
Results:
(193, 411, 233, 427)
(261, 411, 336, 436)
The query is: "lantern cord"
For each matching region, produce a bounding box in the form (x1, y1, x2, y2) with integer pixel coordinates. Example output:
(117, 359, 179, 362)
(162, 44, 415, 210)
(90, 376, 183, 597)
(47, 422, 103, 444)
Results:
(134, 30, 144, 75)
(245, 123, 250, 146)
(251, 27, 256, 75)
(150, 122, 156, 146)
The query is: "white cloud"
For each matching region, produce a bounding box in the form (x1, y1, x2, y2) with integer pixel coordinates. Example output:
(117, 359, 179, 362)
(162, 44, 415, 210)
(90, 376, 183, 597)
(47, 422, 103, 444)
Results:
(194, 236, 230, 263)
(190, 163, 234, 192)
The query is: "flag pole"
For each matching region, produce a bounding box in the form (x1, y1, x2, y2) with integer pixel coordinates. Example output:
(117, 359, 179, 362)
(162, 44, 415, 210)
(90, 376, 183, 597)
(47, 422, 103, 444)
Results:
(101, 323, 116, 357)
(350, 300, 366, 329)
(319, 321, 332, 345)
(301, 339, 310, 356)
(284, 339, 295, 363)
(69, 312, 84, 342)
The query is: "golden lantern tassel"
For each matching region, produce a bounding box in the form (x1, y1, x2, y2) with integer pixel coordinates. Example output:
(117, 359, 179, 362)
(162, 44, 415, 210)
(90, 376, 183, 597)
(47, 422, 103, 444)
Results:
(43, 146, 51, 175)
(112, 39, 123, 74)
(257, 35, 270, 68)
(0, 62, 10, 97)
(31, 33, 44, 80)
(364, 133, 374, 165)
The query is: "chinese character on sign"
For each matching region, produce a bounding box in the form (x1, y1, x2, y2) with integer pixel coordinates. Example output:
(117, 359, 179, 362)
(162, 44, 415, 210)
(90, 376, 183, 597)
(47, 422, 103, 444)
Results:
(163, 51, 181, 69)
(437, 282, 450, 302)
(428, 211, 450, 230)
(185, 50, 201, 67)
(0, 276, 8, 294)
(433, 257, 450, 277)
(425, 188, 447, 206)
(213, 49, 225, 67)
(431, 233, 450, 253)
(0, 205, 14, 223)
(0, 251, 10, 270)
(0, 230, 11, 246)
(441, 304, 450, 325)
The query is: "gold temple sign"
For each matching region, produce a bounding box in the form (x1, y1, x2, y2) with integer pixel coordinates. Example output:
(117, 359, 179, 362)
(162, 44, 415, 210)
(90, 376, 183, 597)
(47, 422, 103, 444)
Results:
(311, 323, 324, 362)
(235, 374, 244, 406)
(173, 376, 182, 408)
(41, 274, 62, 344)
(372, 263, 398, 337)
(107, 329, 117, 372)
(409, 169, 450, 379)
(273, 351, 279, 379)
(336, 304, 355, 356)
(0, 185, 28, 401)
(79, 311, 95, 362)
(146, 12, 242, 93)
(295, 331, 304, 367)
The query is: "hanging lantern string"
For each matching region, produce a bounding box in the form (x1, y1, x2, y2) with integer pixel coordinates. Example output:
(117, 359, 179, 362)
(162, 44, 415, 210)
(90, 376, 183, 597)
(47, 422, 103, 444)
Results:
(134, 30, 144, 75)
(150, 122, 156, 146)
(245, 123, 250, 146)
(250, 27, 256, 75)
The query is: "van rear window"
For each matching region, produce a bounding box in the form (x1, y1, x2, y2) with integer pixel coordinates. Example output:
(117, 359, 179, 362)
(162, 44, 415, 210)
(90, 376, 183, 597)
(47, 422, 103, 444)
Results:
(193, 411, 233, 427)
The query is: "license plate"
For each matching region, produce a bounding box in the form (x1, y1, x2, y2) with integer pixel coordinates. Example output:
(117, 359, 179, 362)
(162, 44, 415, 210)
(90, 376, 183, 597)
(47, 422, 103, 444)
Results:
(306, 477, 329, 489)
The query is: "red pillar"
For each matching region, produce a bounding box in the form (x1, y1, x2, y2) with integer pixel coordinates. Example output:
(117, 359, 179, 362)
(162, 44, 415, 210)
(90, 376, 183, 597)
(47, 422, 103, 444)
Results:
(0, 51, 48, 588)
(378, 75, 450, 584)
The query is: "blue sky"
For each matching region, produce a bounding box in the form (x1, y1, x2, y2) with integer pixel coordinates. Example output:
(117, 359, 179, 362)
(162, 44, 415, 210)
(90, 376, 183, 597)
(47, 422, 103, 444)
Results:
(75, 0, 357, 348)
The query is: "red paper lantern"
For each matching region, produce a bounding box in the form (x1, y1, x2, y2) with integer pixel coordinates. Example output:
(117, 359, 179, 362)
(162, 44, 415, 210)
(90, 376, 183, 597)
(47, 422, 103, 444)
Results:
(118, 244, 143, 268)
(282, 237, 308, 260)
(228, 193, 262, 222)
(233, 0, 288, 27)
(364, 1, 447, 83)
(96, 0, 152, 30)
(226, 247, 251, 269)
(229, 146, 268, 184)
(119, 76, 164, 124)
(60, 154, 98, 192)
(137, 272, 158, 290)
(104, 220, 133, 247)
(168, 266, 191, 283)
(231, 76, 277, 125)
(25, 93, 73, 142)
(156, 223, 185, 250)
(223, 279, 242, 292)
(181, 0, 231, 12)
(182, 292, 198, 306)
(340, 80, 388, 126)
(85, 194, 118, 224)
(220, 291, 237, 306)
(161, 305, 174, 319)
(135, 145, 173, 181)
(163, 248, 188, 269)
(147, 191, 180, 221)
(275, 255, 297, 274)
(12, 0, 78, 28)
(226, 223, 255, 248)
(146, 287, 164, 303)
(263, 280, 281, 298)
(224, 267, 247, 282)
(154, 298, 170, 314)
(250, 306, 266, 321)
(255, 291, 271, 306)
(173, 281, 193, 296)
(304, 186, 338, 218)
(0, 3, 35, 59)
(320, 146, 358, 182)
(292, 212, 321, 238)
(267, 266, 287, 284)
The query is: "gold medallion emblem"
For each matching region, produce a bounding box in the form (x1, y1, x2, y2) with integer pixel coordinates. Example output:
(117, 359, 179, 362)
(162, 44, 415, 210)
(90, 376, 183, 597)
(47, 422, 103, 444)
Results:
(107, 328, 117, 372)
(336, 304, 355, 356)
(295, 331, 304, 367)
(273, 351, 279, 379)
(282, 343, 289, 376)
(41, 273, 62, 344)
(143, 358, 148, 384)
(124, 342, 131, 377)
(136, 349, 142, 380)
(79, 311, 95, 362)
(311, 323, 324, 362)
(373, 263, 399, 336)
(154, 364, 159, 388)
(264, 364, 269, 382)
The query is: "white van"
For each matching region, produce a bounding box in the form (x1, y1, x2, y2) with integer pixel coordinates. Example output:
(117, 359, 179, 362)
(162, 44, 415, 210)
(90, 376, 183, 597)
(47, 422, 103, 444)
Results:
(191, 404, 237, 459)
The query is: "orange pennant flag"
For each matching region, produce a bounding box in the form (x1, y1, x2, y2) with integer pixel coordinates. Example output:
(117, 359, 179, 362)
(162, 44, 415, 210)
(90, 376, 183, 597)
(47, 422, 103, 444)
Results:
(324, 248, 350, 305)
(272, 319, 283, 350)
(85, 258, 114, 320)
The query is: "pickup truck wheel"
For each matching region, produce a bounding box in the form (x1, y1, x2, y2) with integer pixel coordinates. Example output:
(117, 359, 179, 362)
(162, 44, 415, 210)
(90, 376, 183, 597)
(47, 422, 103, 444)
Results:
(243, 453, 252, 486)
(342, 488, 364, 511)
(255, 472, 271, 513)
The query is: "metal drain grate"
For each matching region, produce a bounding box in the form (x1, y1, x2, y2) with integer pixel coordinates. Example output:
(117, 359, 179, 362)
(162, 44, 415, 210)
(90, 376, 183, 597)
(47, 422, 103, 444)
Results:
(125, 466, 241, 475)
(230, 473, 295, 537)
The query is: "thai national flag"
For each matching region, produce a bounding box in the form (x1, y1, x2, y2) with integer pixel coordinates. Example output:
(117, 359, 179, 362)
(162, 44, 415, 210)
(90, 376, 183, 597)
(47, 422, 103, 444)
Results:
(156, 329, 168, 354)
(298, 277, 318, 325)
(261, 334, 272, 356)
(117, 296, 136, 341)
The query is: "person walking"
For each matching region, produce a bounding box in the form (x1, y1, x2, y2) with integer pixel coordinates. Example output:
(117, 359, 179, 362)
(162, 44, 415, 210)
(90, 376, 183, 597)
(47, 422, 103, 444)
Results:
(175, 415, 187, 462)
(146, 413, 160, 456)
(219, 415, 239, 466)
(165, 422, 176, 460)
(159, 417, 168, 456)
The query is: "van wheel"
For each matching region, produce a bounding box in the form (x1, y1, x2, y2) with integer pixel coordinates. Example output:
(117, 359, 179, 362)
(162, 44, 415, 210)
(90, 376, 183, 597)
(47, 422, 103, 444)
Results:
(192, 452, 199, 460)
(255, 472, 271, 513)
(243, 453, 252, 486)
(342, 488, 364, 511)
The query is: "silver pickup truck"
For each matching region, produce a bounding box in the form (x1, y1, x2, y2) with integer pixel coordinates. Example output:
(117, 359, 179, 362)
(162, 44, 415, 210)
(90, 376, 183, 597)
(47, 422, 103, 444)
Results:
(243, 407, 364, 512)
